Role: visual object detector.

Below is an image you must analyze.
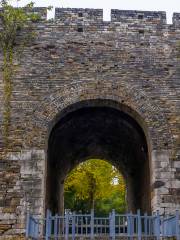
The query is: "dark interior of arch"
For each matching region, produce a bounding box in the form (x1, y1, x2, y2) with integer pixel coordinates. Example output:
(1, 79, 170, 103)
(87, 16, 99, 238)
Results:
(46, 104, 151, 214)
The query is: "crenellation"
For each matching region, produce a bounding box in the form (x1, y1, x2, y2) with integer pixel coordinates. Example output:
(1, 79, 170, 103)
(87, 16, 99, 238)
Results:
(55, 8, 103, 22)
(1, 7, 180, 32)
(0, 7, 180, 30)
(173, 13, 180, 27)
(111, 9, 167, 24)
(46, 8, 180, 33)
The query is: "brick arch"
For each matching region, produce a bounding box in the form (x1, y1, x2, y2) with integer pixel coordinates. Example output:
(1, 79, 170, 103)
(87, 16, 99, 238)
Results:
(26, 79, 174, 214)
(31, 80, 173, 151)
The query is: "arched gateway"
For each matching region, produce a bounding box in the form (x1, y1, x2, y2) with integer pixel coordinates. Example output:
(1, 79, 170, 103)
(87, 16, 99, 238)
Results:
(25, 84, 179, 238)
(31, 80, 173, 217)
(0, 7, 179, 239)
(47, 100, 151, 215)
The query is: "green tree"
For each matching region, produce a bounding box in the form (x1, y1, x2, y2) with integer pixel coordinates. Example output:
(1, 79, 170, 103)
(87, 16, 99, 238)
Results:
(64, 159, 127, 215)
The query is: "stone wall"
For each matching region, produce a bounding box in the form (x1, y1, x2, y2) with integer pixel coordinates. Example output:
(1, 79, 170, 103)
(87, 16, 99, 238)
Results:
(0, 8, 179, 238)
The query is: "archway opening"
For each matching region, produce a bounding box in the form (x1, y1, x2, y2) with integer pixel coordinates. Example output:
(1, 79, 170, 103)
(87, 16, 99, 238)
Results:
(46, 101, 151, 214)
(64, 159, 127, 216)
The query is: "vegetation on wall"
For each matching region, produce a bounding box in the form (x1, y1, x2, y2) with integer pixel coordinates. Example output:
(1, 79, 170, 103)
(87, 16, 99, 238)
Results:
(0, 0, 43, 149)
(64, 159, 127, 216)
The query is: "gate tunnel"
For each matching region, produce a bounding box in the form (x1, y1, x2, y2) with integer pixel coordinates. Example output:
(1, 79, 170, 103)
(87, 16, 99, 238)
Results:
(46, 100, 151, 214)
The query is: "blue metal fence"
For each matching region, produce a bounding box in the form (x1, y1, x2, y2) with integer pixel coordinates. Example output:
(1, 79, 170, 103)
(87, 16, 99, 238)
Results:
(26, 209, 180, 239)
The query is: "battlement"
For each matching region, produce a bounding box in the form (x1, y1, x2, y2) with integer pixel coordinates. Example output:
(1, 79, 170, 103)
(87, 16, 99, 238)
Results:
(55, 8, 103, 21)
(54, 8, 180, 28)
(173, 13, 180, 26)
(54, 8, 167, 24)
(0, 7, 180, 29)
(111, 9, 166, 24)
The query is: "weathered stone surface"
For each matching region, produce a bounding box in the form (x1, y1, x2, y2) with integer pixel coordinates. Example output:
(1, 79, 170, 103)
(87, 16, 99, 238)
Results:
(0, 8, 179, 238)
(152, 181, 165, 189)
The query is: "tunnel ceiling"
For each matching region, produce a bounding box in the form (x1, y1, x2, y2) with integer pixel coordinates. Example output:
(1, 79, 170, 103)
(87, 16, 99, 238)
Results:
(48, 106, 148, 179)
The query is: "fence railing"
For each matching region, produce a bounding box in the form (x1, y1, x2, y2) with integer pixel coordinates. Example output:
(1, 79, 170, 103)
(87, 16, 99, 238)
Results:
(26, 209, 180, 239)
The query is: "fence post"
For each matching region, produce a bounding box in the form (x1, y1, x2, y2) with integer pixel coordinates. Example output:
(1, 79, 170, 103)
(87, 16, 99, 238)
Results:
(72, 215, 75, 240)
(109, 212, 112, 238)
(90, 209, 94, 240)
(144, 213, 148, 237)
(109, 210, 114, 239)
(54, 214, 58, 240)
(25, 212, 30, 238)
(155, 210, 160, 240)
(35, 219, 39, 238)
(111, 209, 115, 240)
(48, 210, 52, 240)
(127, 213, 130, 237)
(65, 212, 69, 240)
(127, 212, 133, 239)
(161, 214, 164, 237)
(137, 209, 142, 240)
(46, 209, 51, 240)
(176, 210, 180, 240)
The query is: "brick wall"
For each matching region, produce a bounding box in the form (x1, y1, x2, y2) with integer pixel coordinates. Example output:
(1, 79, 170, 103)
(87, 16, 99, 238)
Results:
(0, 8, 179, 238)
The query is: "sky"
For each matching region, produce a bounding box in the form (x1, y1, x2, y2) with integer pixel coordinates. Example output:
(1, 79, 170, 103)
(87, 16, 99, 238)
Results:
(11, 0, 180, 24)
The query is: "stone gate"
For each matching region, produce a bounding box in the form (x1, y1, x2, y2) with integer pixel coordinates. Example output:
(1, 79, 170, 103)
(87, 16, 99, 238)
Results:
(0, 8, 180, 239)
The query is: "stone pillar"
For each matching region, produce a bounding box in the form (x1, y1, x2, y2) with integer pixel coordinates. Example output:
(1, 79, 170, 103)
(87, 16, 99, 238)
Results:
(151, 150, 180, 214)
(0, 149, 46, 238)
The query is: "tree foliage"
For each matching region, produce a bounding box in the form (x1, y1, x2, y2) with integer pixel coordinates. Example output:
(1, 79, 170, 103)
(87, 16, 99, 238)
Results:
(64, 159, 127, 216)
